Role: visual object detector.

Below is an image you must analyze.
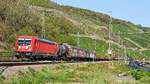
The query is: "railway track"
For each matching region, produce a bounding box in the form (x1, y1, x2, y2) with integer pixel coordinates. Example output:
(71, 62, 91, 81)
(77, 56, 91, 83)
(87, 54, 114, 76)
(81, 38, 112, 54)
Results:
(0, 58, 124, 79)
(0, 55, 125, 67)
(0, 58, 124, 67)
(0, 61, 63, 66)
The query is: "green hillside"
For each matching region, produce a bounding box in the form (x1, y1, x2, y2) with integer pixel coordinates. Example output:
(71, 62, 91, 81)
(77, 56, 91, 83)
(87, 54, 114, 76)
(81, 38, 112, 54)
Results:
(0, 0, 150, 59)
(2, 62, 150, 84)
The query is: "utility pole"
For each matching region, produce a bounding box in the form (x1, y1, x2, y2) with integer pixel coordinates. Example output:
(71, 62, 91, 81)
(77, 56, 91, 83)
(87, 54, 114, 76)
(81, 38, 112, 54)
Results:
(124, 41, 127, 63)
(118, 31, 121, 58)
(92, 30, 97, 63)
(122, 39, 127, 63)
(93, 39, 96, 63)
(94, 39, 96, 51)
(107, 11, 112, 57)
(94, 30, 97, 51)
(77, 32, 80, 47)
(41, 11, 46, 39)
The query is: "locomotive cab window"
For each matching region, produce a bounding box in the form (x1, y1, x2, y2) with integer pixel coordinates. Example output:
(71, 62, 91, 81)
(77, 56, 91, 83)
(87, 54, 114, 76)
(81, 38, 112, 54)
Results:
(25, 39, 31, 45)
(18, 38, 24, 46)
(18, 38, 31, 46)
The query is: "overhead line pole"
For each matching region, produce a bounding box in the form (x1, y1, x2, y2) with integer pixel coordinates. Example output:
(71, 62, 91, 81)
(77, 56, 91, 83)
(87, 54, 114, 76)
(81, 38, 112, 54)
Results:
(107, 11, 113, 57)
(77, 32, 80, 47)
(41, 11, 46, 39)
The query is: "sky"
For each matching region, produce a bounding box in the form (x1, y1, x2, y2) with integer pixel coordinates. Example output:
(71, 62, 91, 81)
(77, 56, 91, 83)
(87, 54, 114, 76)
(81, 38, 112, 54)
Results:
(53, 0, 150, 27)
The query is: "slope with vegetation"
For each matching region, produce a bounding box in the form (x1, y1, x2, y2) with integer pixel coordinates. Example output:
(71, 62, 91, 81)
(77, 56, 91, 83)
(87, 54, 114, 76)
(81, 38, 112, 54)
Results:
(1, 62, 150, 84)
(0, 0, 150, 83)
(0, 0, 150, 59)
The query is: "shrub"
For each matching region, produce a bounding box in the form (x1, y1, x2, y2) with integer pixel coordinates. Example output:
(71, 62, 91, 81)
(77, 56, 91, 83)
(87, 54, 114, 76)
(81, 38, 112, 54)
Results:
(130, 69, 150, 80)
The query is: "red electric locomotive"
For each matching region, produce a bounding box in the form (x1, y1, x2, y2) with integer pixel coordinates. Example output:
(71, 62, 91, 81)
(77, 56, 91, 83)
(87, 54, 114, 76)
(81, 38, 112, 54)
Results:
(15, 36, 60, 60)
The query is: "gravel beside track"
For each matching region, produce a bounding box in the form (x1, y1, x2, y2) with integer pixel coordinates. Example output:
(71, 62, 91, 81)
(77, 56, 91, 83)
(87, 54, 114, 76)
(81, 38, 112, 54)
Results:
(0, 56, 19, 62)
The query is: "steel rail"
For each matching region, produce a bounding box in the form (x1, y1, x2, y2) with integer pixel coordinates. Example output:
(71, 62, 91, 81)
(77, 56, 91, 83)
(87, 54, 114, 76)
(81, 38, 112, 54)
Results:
(0, 61, 62, 66)
(0, 58, 124, 67)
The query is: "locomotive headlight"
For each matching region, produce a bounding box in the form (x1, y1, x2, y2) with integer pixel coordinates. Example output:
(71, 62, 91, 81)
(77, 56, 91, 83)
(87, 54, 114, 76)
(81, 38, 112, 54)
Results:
(18, 46, 21, 49)
(27, 45, 31, 50)
(25, 46, 29, 49)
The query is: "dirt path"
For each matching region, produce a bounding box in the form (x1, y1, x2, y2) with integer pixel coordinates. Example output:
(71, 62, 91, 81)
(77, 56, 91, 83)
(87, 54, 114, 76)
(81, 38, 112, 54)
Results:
(124, 37, 143, 49)
(1, 65, 47, 79)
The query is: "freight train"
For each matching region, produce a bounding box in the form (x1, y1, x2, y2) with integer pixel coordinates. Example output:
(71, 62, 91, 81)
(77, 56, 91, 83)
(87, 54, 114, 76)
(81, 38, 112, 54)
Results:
(15, 36, 96, 61)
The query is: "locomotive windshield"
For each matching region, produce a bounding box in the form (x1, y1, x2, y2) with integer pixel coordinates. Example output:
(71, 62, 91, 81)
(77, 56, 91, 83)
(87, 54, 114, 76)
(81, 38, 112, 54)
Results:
(18, 38, 31, 46)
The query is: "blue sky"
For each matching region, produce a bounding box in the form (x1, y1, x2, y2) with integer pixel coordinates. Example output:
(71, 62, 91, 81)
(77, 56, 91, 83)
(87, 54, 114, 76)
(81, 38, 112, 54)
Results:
(53, 0, 150, 27)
